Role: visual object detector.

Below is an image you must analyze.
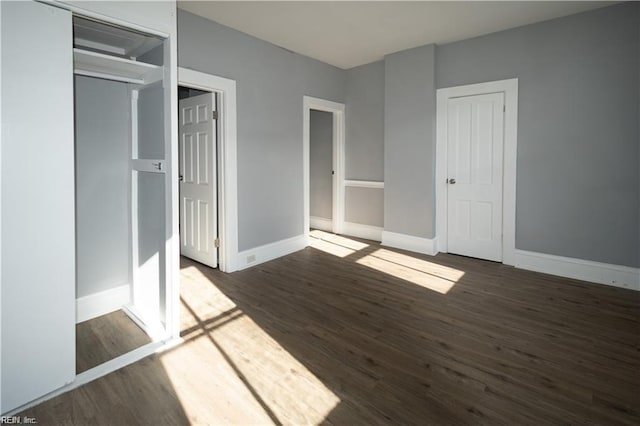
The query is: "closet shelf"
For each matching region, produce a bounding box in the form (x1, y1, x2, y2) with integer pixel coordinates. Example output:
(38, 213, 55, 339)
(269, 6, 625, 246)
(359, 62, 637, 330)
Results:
(73, 48, 163, 85)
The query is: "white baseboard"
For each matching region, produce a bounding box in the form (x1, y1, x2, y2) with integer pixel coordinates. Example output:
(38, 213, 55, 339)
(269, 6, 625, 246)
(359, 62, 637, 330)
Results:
(234, 234, 308, 271)
(381, 231, 437, 256)
(76, 284, 131, 323)
(310, 216, 333, 232)
(515, 249, 639, 291)
(342, 221, 383, 242)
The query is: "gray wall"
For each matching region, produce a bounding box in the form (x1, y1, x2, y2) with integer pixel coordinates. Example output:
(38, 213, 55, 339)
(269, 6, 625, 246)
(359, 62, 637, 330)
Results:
(75, 76, 131, 298)
(138, 83, 165, 159)
(345, 187, 384, 227)
(178, 10, 345, 251)
(344, 61, 385, 229)
(310, 110, 333, 220)
(345, 61, 384, 181)
(384, 44, 437, 239)
(437, 2, 639, 267)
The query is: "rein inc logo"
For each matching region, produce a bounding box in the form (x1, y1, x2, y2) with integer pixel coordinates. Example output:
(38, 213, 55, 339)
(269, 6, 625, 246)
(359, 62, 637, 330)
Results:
(0, 416, 37, 424)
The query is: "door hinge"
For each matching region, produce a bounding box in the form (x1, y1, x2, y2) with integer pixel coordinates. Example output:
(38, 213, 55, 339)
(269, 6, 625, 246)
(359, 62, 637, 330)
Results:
(212, 110, 219, 120)
(214, 238, 220, 248)
(503, 105, 506, 112)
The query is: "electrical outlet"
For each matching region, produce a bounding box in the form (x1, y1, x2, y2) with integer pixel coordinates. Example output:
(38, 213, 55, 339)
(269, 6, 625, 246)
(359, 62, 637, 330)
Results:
(246, 254, 256, 264)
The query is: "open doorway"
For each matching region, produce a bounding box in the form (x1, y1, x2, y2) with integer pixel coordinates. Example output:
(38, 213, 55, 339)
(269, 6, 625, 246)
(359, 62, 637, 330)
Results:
(178, 86, 219, 269)
(177, 67, 238, 273)
(303, 96, 345, 241)
(309, 110, 334, 232)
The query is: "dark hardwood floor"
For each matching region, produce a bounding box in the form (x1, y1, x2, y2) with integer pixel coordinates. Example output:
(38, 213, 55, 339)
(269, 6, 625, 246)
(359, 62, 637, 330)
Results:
(76, 309, 152, 374)
(23, 231, 639, 425)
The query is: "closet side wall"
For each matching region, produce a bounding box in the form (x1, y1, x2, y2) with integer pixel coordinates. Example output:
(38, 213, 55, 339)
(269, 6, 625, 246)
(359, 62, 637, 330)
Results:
(75, 76, 132, 299)
(134, 83, 167, 325)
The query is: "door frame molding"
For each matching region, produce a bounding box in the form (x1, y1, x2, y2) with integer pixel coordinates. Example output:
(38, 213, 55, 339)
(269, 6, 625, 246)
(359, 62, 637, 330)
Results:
(435, 78, 518, 266)
(303, 96, 345, 241)
(178, 67, 238, 273)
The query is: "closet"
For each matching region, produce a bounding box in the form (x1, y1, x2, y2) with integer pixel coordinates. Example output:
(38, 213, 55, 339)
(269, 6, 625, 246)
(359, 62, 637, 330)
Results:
(73, 16, 168, 371)
(1, 0, 177, 414)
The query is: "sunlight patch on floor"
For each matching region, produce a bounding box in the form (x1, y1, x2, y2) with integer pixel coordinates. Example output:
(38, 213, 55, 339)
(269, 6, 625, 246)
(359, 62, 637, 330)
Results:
(179, 265, 238, 331)
(207, 311, 340, 424)
(169, 264, 341, 425)
(309, 230, 369, 257)
(371, 248, 466, 282)
(357, 248, 464, 294)
(310, 238, 356, 257)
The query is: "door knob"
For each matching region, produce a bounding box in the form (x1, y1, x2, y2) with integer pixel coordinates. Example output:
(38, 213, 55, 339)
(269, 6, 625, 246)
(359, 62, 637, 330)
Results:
(447, 178, 456, 184)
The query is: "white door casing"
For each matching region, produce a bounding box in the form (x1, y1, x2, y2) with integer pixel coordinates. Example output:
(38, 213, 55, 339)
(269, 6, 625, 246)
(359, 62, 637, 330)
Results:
(179, 93, 218, 268)
(436, 78, 518, 266)
(446, 93, 504, 262)
(303, 96, 345, 241)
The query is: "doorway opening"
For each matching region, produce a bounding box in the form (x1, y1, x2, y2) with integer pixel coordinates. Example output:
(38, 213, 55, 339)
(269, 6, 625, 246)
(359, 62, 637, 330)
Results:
(309, 109, 334, 232)
(178, 86, 219, 269)
(177, 67, 238, 273)
(303, 96, 345, 242)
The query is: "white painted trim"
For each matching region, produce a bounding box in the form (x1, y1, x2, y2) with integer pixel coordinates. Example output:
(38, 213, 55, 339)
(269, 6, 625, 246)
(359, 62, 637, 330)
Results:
(515, 250, 640, 291)
(178, 67, 238, 273)
(164, 29, 180, 346)
(75, 284, 131, 324)
(131, 159, 165, 173)
(303, 96, 346, 237)
(344, 180, 384, 189)
(436, 78, 518, 265)
(4, 338, 182, 416)
(234, 234, 307, 271)
(381, 231, 438, 256)
(121, 305, 167, 342)
(310, 216, 333, 232)
(342, 222, 383, 242)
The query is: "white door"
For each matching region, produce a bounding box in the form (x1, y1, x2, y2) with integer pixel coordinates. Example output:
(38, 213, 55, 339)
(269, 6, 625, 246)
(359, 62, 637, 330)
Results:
(446, 92, 504, 262)
(179, 92, 218, 267)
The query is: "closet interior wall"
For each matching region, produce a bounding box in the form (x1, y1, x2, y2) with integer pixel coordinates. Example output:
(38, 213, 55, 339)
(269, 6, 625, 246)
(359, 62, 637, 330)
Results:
(75, 75, 132, 309)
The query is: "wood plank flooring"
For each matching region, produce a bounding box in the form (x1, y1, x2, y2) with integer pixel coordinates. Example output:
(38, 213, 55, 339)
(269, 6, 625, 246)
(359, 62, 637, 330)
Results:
(76, 310, 152, 373)
(22, 231, 640, 425)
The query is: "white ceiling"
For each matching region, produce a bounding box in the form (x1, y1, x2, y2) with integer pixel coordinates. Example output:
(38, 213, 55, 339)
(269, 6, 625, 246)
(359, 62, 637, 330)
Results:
(178, 1, 616, 69)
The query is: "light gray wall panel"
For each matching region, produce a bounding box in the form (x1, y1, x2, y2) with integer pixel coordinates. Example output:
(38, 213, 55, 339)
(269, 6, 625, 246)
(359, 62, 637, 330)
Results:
(345, 61, 384, 181)
(75, 76, 131, 298)
(436, 2, 639, 267)
(310, 110, 333, 219)
(178, 10, 346, 251)
(138, 83, 165, 160)
(345, 187, 384, 227)
(384, 44, 437, 239)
